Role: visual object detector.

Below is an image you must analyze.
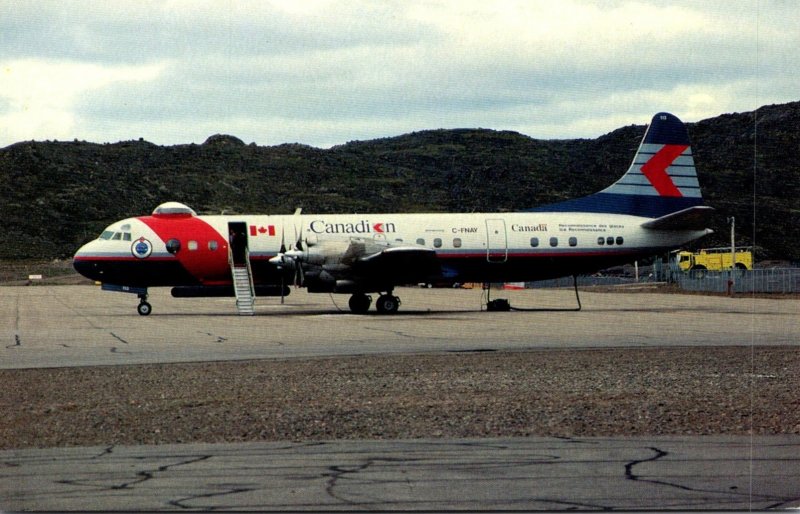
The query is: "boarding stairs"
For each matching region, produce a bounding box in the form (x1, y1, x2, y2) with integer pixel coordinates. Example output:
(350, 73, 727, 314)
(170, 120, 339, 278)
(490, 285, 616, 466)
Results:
(230, 248, 256, 315)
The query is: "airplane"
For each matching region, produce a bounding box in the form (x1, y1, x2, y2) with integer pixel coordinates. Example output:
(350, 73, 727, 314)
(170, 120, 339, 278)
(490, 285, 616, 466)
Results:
(73, 112, 713, 316)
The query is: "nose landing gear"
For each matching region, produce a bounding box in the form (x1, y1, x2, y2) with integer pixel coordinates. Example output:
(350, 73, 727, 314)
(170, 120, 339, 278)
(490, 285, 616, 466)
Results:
(137, 293, 152, 316)
(100, 284, 152, 316)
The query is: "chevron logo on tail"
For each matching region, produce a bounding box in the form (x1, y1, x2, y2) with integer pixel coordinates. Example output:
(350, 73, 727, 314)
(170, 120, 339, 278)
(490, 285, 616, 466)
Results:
(641, 144, 689, 197)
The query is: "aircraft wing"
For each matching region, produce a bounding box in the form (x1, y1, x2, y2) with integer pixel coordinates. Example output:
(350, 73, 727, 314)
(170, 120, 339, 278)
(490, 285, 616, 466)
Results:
(351, 242, 441, 283)
(641, 206, 714, 231)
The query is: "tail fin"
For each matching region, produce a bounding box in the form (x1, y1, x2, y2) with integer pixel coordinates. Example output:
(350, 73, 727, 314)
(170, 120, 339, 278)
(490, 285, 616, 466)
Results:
(530, 112, 704, 218)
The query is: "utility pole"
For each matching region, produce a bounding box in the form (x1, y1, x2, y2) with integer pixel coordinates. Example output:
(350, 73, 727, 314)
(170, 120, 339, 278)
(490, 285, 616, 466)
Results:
(727, 216, 736, 293)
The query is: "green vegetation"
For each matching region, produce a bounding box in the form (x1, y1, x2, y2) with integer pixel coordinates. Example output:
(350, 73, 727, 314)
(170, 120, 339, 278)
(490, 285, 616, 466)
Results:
(1, 102, 797, 261)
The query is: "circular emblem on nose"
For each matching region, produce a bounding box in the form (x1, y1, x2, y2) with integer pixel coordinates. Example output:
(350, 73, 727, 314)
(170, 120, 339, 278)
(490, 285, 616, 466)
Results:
(131, 237, 153, 259)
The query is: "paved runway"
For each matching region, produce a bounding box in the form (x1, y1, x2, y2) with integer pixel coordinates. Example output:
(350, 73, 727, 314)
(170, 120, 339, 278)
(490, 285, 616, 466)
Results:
(3, 436, 799, 511)
(2, 285, 799, 510)
(2, 285, 798, 369)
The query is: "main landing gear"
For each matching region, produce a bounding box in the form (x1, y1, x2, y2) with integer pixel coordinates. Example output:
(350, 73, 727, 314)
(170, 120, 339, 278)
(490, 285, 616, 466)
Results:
(348, 292, 401, 314)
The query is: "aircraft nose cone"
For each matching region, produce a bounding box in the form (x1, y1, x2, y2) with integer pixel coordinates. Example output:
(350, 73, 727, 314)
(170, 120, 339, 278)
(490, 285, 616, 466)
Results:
(72, 242, 104, 281)
(73, 257, 105, 282)
(72, 258, 98, 281)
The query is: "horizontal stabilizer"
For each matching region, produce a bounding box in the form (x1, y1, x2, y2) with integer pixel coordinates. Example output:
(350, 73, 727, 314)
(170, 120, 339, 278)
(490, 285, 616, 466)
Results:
(641, 205, 714, 230)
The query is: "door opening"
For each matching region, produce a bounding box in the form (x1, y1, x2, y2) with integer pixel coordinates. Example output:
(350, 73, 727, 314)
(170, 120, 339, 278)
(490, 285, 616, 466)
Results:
(228, 222, 249, 266)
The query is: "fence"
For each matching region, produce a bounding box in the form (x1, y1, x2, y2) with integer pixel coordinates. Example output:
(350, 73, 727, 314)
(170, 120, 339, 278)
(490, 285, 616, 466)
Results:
(527, 275, 651, 289)
(674, 268, 800, 294)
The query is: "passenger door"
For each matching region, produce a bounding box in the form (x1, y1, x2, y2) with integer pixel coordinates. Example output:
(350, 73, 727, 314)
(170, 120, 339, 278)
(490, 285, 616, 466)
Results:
(485, 219, 507, 263)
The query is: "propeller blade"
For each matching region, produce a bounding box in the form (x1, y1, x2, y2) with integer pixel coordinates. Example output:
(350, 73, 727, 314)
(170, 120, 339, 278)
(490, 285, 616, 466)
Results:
(292, 207, 304, 252)
(294, 263, 303, 287)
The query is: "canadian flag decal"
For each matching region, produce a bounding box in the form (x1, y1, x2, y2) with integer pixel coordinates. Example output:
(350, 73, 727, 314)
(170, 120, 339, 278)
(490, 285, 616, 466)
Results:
(250, 225, 276, 237)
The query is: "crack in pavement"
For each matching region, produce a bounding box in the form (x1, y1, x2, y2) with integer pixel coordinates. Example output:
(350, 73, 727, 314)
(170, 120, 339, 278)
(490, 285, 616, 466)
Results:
(323, 457, 431, 507)
(199, 331, 229, 343)
(56, 454, 213, 494)
(4, 438, 799, 511)
(109, 332, 129, 345)
(362, 326, 449, 341)
(168, 485, 255, 510)
(320, 451, 570, 509)
(323, 460, 375, 505)
(624, 446, 779, 506)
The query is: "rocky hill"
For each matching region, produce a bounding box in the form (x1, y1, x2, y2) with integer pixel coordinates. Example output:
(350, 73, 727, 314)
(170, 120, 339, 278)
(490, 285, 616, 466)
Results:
(1, 101, 798, 261)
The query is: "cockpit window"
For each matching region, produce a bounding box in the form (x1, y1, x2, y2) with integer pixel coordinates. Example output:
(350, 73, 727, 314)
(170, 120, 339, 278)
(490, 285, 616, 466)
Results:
(99, 228, 132, 241)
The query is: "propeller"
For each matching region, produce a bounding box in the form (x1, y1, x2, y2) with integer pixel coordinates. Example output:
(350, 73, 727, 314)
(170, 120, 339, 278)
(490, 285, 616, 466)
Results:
(278, 228, 286, 304)
(292, 207, 304, 252)
(269, 207, 307, 293)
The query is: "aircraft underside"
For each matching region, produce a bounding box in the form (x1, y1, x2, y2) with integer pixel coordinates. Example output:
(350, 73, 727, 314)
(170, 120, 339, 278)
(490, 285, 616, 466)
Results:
(77, 250, 656, 289)
(76, 248, 664, 315)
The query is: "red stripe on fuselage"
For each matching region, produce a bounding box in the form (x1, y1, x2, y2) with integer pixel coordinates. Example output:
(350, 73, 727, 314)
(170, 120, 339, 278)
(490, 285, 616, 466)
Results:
(138, 215, 229, 283)
(641, 144, 687, 197)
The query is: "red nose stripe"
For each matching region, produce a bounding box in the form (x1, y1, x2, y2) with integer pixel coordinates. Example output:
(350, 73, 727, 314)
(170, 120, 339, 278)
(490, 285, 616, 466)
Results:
(138, 215, 227, 282)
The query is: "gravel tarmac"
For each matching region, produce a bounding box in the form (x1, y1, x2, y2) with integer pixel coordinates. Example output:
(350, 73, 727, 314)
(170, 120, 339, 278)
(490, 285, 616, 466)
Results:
(1, 346, 798, 449)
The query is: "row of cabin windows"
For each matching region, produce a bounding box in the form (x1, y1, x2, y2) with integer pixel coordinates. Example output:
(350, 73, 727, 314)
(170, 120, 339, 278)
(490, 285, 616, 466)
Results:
(529, 236, 579, 248)
(415, 236, 626, 249)
(121, 235, 627, 253)
(416, 237, 463, 248)
(165, 239, 220, 254)
(528, 236, 625, 248)
(598, 236, 625, 246)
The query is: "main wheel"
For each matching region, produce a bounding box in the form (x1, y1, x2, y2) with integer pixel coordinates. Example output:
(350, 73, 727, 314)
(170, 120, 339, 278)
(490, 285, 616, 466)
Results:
(376, 294, 400, 314)
(137, 301, 152, 316)
(348, 294, 372, 314)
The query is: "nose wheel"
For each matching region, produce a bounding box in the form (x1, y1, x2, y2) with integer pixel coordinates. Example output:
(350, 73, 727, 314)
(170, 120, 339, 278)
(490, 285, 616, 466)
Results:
(137, 300, 152, 316)
(137, 293, 152, 316)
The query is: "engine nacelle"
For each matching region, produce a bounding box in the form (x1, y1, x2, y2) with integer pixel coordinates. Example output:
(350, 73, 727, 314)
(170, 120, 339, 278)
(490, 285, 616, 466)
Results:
(305, 268, 359, 293)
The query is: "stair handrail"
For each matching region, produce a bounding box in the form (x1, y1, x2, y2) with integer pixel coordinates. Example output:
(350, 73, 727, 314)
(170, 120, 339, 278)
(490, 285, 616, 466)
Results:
(243, 246, 256, 301)
(228, 244, 257, 311)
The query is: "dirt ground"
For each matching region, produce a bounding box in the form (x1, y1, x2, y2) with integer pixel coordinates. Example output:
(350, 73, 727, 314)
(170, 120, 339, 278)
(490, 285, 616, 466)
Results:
(2, 346, 797, 449)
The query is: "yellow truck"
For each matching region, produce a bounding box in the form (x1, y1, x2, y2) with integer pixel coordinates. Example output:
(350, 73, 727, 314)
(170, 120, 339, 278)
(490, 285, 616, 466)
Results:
(675, 247, 753, 272)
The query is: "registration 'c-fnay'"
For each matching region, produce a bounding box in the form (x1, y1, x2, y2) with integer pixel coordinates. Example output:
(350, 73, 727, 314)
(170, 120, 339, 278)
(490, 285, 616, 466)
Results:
(73, 113, 713, 315)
